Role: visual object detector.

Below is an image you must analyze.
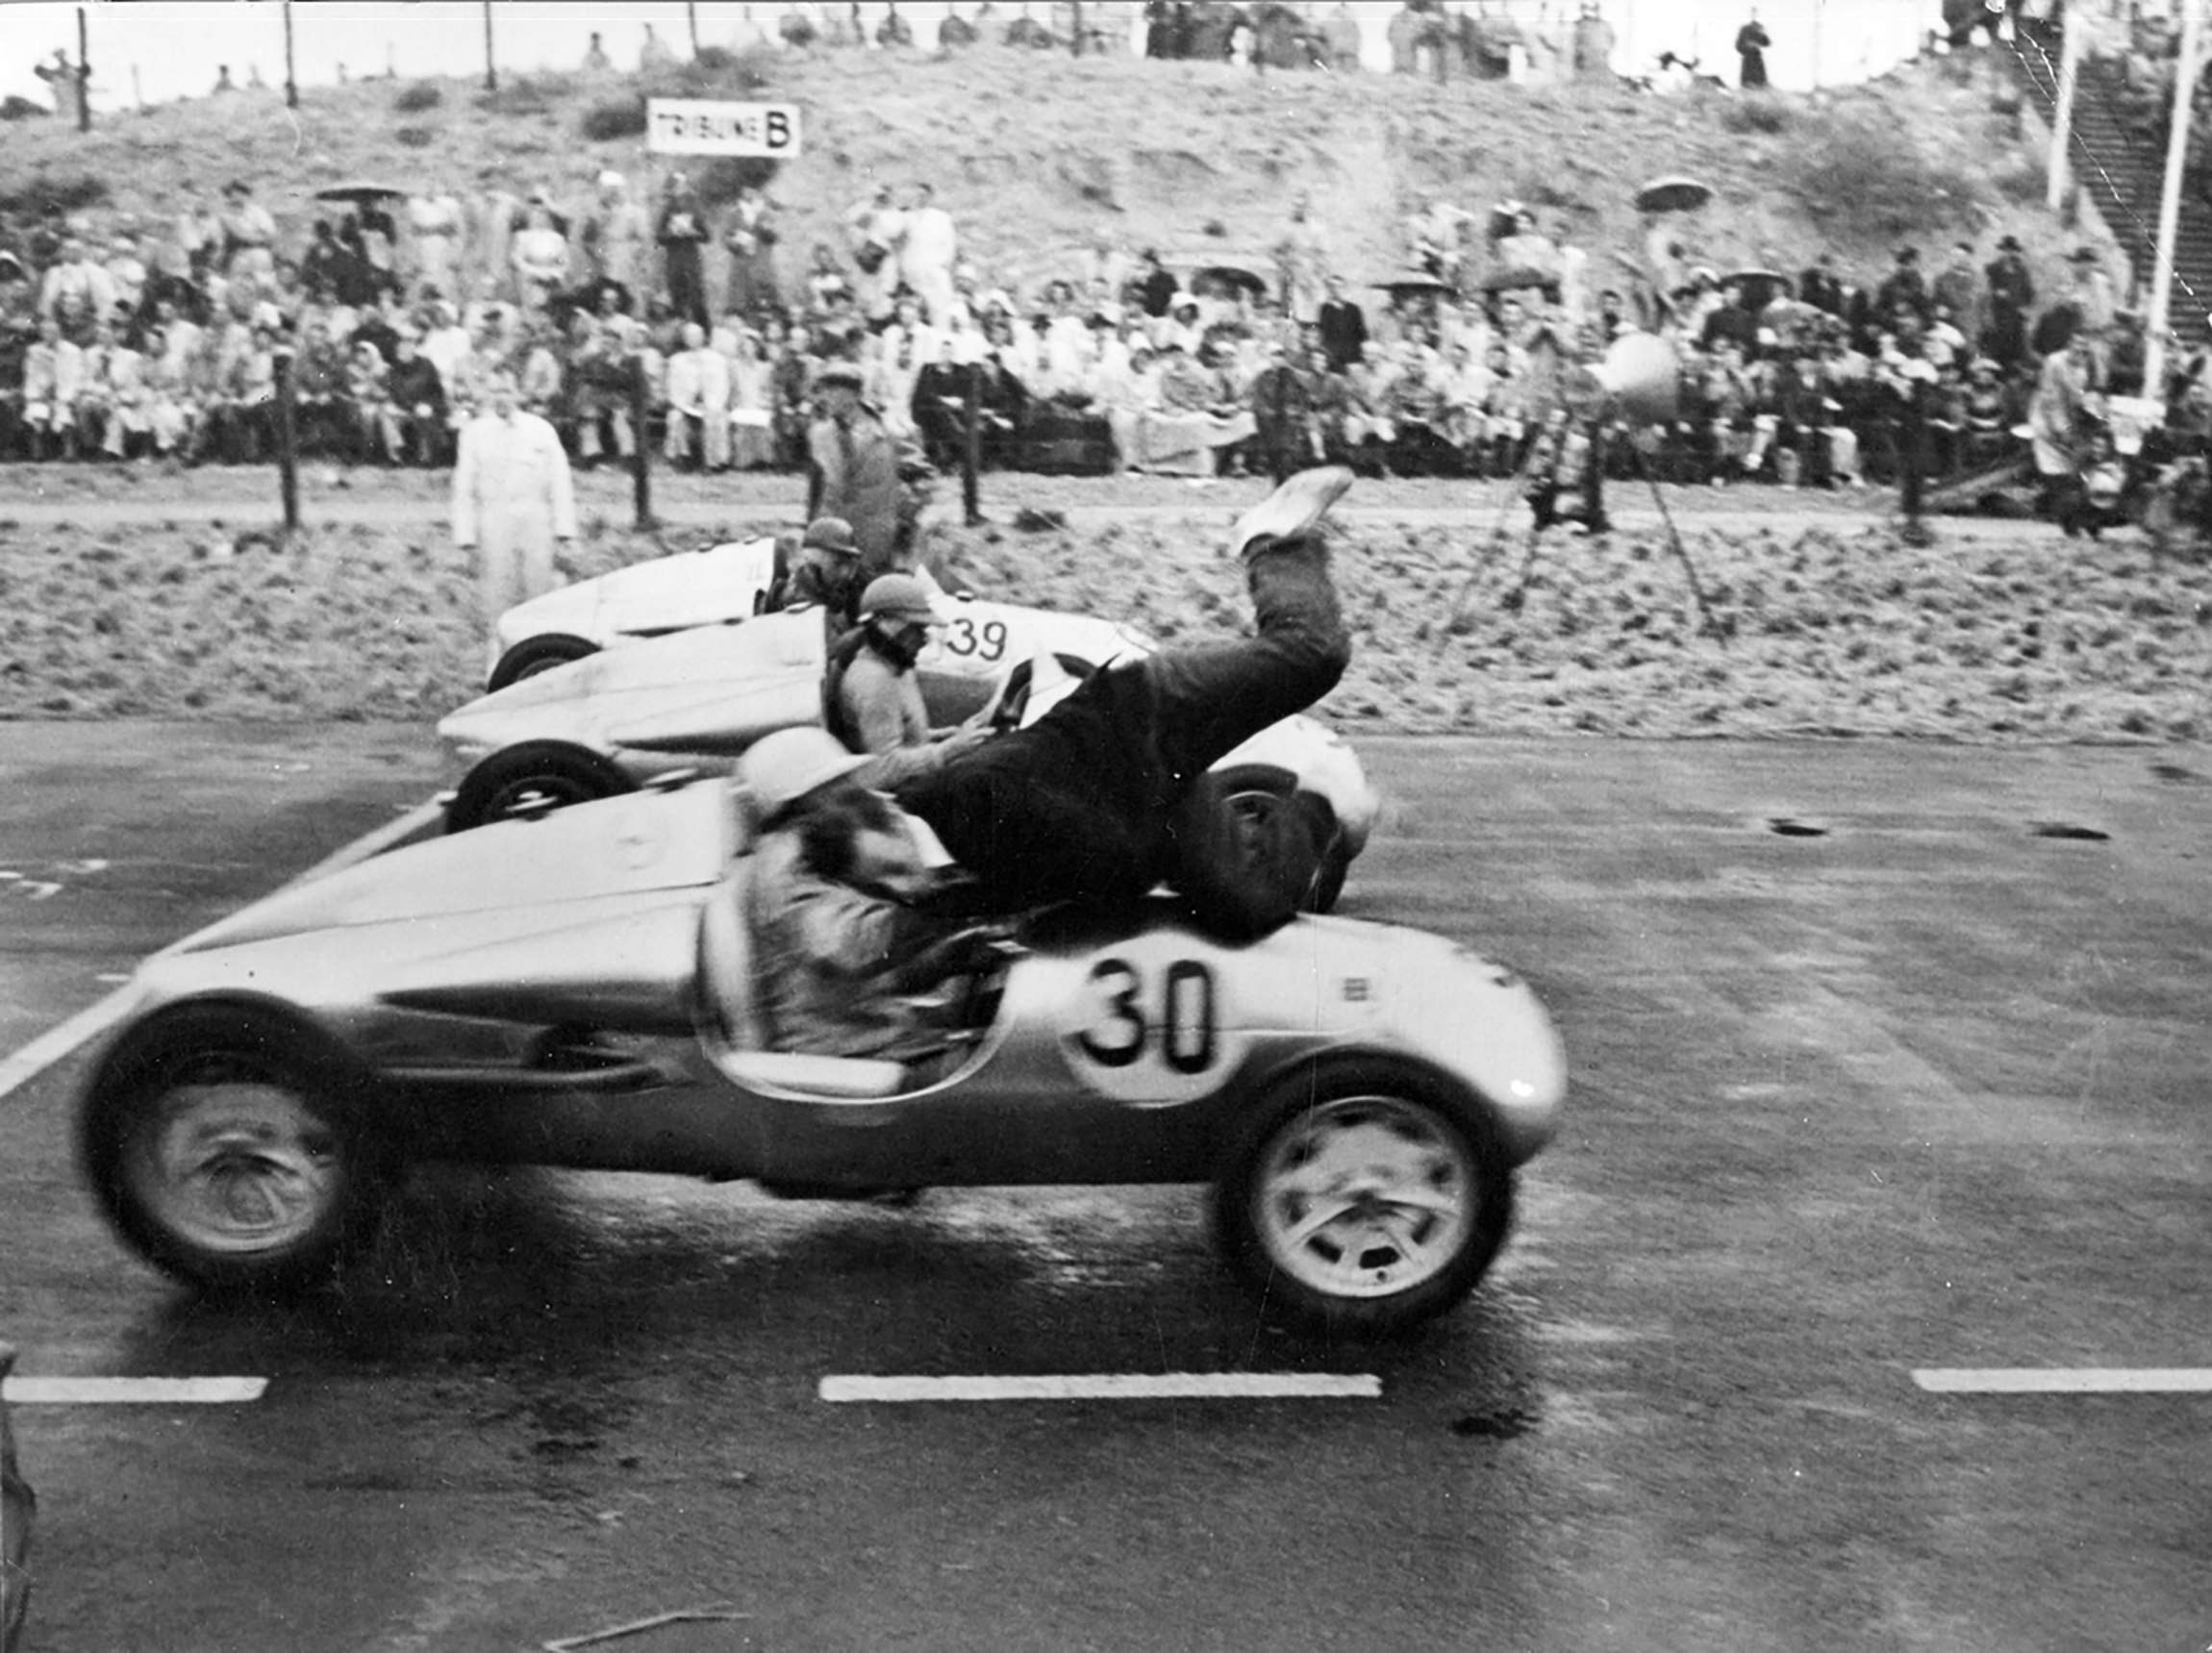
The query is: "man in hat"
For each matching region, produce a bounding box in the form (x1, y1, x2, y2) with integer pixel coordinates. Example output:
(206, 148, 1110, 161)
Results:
(770, 514, 867, 629)
(1984, 234, 2035, 370)
(807, 359, 905, 576)
(452, 367, 577, 622)
(825, 571, 993, 790)
(1875, 247, 1930, 333)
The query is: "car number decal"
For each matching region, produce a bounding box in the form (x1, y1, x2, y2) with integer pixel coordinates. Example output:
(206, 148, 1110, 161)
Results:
(934, 614, 1010, 665)
(1063, 954, 1237, 1104)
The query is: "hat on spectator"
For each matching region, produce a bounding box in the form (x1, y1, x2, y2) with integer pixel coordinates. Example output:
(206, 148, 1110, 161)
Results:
(1997, 234, 2023, 252)
(812, 360, 865, 391)
(801, 516, 860, 557)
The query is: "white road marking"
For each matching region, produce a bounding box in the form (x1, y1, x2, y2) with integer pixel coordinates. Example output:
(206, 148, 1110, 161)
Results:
(1913, 1368, 2212, 1394)
(819, 1372, 1382, 1403)
(4, 1376, 267, 1404)
(0, 795, 443, 1105)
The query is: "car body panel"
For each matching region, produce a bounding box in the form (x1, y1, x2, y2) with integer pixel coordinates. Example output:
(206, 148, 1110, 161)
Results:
(99, 786, 1561, 1194)
(487, 537, 782, 678)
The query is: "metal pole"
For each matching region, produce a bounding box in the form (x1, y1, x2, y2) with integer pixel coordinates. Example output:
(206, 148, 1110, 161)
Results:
(689, 2, 700, 57)
(274, 350, 300, 537)
(284, 0, 298, 109)
(631, 355, 654, 531)
(483, 0, 496, 92)
(1071, 0, 1084, 57)
(962, 363, 983, 526)
(76, 8, 90, 132)
(2146, 0, 2207, 395)
(2047, 7, 2084, 212)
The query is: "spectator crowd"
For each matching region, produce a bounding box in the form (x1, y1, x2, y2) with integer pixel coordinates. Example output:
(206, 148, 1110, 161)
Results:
(0, 9, 2199, 514)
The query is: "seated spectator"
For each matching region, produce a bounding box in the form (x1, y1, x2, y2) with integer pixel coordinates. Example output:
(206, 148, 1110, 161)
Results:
(665, 321, 732, 470)
(290, 318, 354, 458)
(566, 311, 638, 466)
(383, 331, 448, 465)
(726, 327, 776, 471)
(21, 314, 82, 460)
(1249, 339, 1320, 483)
(347, 338, 395, 463)
(512, 203, 571, 317)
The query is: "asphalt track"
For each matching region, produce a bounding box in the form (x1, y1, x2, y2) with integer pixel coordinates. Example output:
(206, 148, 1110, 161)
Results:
(2, 727, 2209, 1650)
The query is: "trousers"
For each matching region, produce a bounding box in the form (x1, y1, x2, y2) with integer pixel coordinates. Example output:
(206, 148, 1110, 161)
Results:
(897, 534, 1348, 925)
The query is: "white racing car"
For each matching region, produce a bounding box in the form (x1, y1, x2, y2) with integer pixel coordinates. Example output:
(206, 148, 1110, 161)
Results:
(441, 562, 1380, 910)
(76, 780, 1566, 1335)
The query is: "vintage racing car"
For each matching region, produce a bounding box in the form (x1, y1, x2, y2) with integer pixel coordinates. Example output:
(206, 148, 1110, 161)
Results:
(76, 782, 1566, 1335)
(438, 588, 1380, 909)
(482, 536, 782, 691)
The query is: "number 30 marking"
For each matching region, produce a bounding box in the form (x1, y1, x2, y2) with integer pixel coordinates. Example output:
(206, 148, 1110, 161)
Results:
(1073, 958, 1218, 1076)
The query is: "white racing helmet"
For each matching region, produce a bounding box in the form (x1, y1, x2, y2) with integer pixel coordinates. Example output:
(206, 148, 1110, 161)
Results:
(739, 727, 868, 819)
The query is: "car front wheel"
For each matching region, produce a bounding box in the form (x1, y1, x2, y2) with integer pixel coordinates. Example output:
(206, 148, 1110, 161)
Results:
(487, 633, 597, 692)
(1214, 1059, 1512, 1336)
(78, 1003, 390, 1295)
(445, 741, 635, 832)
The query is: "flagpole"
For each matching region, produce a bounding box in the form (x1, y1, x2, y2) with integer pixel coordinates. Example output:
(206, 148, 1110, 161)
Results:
(2146, 0, 2207, 395)
(2047, 5, 2085, 212)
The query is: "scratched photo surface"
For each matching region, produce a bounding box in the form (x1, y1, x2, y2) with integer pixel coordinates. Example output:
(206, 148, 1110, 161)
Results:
(2, 4, 2209, 1650)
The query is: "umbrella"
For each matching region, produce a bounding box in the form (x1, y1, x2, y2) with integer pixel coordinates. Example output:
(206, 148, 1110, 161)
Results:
(313, 181, 409, 205)
(1478, 264, 1558, 294)
(1192, 263, 1269, 300)
(1634, 174, 1713, 213)
(1374, 272, 1454, 297)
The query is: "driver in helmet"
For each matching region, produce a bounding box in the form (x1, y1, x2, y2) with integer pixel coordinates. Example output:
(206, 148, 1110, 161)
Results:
(768, 514, 867, 632)
(826, 571, 993, 790)
(739, 726, 1002, 1060)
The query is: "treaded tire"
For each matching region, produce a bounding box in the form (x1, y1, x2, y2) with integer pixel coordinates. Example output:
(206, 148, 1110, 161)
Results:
(486, 633, 598, 692)
(77, 1002, 391, 1296)
(445, 741, 636, 833)
(1213, 1056, 1513, 1337)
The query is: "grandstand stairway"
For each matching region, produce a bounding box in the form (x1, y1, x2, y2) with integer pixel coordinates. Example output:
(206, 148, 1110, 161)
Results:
(2005, 19, 2212, 330)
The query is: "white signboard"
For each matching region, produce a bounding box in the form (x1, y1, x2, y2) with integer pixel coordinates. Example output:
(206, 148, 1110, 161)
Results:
(645, 98, 801, 158)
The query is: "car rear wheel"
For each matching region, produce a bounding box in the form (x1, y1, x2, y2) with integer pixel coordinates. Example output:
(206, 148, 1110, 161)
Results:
(487, 633, 598, 692)
(1214, 1059, 1512, 1336)
(78, 1003, 390, 1295)
(445, 741, 636, 833)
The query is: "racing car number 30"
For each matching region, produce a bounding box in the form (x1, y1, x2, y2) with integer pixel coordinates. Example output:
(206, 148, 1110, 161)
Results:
(1064, 954, 1237, 1103)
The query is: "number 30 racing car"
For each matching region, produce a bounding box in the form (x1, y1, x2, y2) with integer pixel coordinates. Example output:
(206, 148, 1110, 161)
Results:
(77, 782, 1565, 1335)
(439, 583, 1380, 909)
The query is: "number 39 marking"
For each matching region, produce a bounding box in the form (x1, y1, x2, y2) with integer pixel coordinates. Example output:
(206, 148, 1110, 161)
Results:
(939, 614, 1009, 664)
(1072, 958, 1219, 1077)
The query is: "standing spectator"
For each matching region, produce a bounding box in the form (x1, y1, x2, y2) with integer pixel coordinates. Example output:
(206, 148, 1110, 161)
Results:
(724, 183, 781, 318)
(217, 181, 278, 286)
(1274, 193, 1327, 327)
(1317, 273, 1369, 372)
(1983, 234, 2035, 370)
(807, 360, 904, 575)
(176, 188, 223, 283)
(1322, 2, 1363, 67)
(844, 183, 904, 330)
(38, 238, 116, 343)
(2067, 245, 2117, 338)
(1735, 11, 1770, 88)
(728, 329, 777, 469)
(582, 170, 651, 301)
(639, 22, 678, 70)
(940, 5, 980, 48)
(1932, 241, 1982, 347)
(899, 183, 959, 327)
(1874, 247, 1929, 331)
(656, 174, 713, 327)
(665, 321, 733, 470)
(407, 180, 468, 303)
(1249, 340, 1319, 482)
(34, 48, 87, 125)
(582, 31, 615, 74)
(1134, 247, 1180, 321)
(104, 238, 148, 318)
(453, 369, 578, 621)
(2027, 332, 2099, 517)
(510, 201, 571, 317)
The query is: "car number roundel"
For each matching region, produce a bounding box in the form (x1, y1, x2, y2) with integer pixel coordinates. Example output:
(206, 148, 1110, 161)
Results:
(1058, 935, 1244, 1104)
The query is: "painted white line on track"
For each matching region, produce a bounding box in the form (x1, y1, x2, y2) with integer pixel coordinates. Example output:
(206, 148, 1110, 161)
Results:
(4, 1376, 267, 1405)
(0, 795, 444, 1105)
(1914, 1368, 2212, 1394)
(819, 1373, 1382, 1403)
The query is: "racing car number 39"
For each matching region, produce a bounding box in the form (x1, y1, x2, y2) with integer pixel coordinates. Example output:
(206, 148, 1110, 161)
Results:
(1061, 945, 1244, 1104)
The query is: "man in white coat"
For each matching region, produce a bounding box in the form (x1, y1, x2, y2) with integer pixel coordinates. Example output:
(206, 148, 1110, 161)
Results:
(452, 370, 577, 621)
(898, 183, 959, 328)
(664, 321, 733, 469)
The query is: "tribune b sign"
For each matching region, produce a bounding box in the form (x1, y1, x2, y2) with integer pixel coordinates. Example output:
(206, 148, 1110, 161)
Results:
(645, 98, 802, 158)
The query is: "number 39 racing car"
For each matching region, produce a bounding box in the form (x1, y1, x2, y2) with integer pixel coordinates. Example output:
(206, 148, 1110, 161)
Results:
(439, 573, 1380, 909)
(77, 781, 1566, 1335)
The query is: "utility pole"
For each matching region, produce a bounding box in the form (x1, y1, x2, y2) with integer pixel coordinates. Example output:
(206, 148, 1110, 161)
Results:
(688, 2, 700, 57)
(76, 7, 90, 133)
(283, 0, 298, 110)
(1071, 0, 1084, 57)
(2147, 0, 2208, 395)
(2047, 5, 2085, 213)
(482, 0, 496, 93)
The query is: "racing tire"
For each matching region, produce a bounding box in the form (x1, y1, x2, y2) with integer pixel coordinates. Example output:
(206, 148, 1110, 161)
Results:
(486, 633, 598, 693)
(1209, 764, 1344, 915)
(445, 741, 636, 833)
(1212, 1058, 1513, 1337)
(77, 1002, 392, 1297)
